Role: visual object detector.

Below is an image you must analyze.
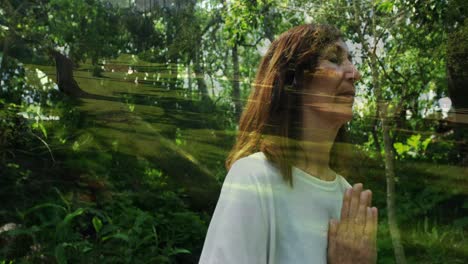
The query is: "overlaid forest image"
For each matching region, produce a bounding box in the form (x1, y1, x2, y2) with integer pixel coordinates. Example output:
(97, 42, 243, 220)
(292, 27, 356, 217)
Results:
(0, 0, 467, 263)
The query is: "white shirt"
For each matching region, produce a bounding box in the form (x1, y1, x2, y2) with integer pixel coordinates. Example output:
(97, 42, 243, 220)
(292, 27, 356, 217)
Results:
(199, 151, 352, 264)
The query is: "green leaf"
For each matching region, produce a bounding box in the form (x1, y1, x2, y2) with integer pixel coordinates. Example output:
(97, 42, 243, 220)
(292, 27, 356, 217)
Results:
(105, 233, 129, 242)
(407, 134, 421, 149)
(62, 208, 86, 225)
(56, 208, 86, 241)
(55, 244, 67, 264)
(168, 248, 191, 256)
(31, 122, 47, 138)
(421, 136, 432, 151)
(377, 0, 394, 13)
(92, 216, 103, 233)
(393, 142, 410, 155)
(22, 203, 67, 218)
(72, 141, 80, 151)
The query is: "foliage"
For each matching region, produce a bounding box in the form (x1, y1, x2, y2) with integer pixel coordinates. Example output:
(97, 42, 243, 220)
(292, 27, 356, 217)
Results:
(0, 57, 206, 263)
(1, 0, 467, 263)
(1, 184, 206, 263)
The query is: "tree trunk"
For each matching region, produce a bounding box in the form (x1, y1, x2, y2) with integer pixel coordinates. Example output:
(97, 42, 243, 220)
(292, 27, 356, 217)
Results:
(231, 42, 242, 120)
(371, 41, 408, 264)
(447, 68, 468, 166)
(193, 47, 210, 102)
(0, 36, 10, 77)
(169, 55, 178, 90)
(371, 112, 383, 160)
(187, 60, 192, 99)
(351, 0, 407, 261)
(371, 47, 407, 264)
(51, 50, 86, 97)
(446, 20, 468, 166)
(381, 105, 407, 264)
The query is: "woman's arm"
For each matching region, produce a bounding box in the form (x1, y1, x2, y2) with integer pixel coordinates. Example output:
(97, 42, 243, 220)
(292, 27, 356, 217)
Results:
(199, 158, 269, 264)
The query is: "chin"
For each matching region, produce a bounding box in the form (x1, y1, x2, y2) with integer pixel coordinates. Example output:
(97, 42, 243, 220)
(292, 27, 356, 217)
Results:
(335, 112, 353, 124)
(327, 104, 354, 123)
(305, 103, 354, 124)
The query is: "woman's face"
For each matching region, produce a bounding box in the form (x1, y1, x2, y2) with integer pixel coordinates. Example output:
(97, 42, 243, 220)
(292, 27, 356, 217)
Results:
(301, 39, 361, 124)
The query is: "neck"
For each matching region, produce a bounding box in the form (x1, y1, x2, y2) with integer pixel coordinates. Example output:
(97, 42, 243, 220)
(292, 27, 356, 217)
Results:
(294, 109, 342, 181)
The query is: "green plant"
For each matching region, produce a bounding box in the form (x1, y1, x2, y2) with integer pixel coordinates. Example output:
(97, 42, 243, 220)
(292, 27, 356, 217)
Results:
(405, 217, 468, 263)
(393, 134, 433, 159)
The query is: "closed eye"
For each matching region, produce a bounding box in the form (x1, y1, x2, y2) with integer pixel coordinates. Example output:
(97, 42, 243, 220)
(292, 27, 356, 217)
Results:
(328, 57, 340, 63)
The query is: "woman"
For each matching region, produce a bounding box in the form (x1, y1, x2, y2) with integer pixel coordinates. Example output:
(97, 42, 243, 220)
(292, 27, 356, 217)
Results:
(199, 23, 378, 264)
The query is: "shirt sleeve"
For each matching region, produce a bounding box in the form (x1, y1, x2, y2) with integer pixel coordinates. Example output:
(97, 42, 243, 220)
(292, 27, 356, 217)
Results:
(198, 157, 269, 264)
(340, 175, 353, 190)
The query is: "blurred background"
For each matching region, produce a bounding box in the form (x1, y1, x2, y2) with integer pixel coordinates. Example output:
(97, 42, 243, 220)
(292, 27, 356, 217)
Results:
(0, 0, 467, 263)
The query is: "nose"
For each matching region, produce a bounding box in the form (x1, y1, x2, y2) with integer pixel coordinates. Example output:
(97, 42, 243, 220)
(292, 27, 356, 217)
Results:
(344, 61, 361, 84)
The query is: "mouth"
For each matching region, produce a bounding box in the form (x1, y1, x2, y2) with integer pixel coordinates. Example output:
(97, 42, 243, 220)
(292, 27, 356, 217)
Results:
(335, 89, 355, 104)
(336, 91, 355, 98)
(337, 83, 356, 97)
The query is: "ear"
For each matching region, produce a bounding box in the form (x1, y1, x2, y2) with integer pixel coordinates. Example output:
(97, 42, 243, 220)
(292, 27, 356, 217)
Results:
(270, 77, 283, 114)
(291, 65, 305, 92)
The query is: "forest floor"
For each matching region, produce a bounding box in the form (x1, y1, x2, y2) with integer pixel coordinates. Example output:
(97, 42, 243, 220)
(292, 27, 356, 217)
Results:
(30, 55, 233, 213)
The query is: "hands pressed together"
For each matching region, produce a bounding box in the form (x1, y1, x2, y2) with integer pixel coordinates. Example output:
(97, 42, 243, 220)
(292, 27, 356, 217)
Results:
(327, 183, 378, 264)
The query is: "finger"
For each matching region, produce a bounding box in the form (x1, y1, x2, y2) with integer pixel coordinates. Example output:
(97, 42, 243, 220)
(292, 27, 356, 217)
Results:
(367, 189, 373, 208)
(327, 219, 338, 259)
(349, 183, 363, 220)
(355, 190, 369, 233)
(372, 207, 378, 242)
(339, 187, 352, 230)
(349, 184, 364, 238)
(363, 206, 373, 239)
(371, 207, 378, 258)
(328, 219, 338, 241)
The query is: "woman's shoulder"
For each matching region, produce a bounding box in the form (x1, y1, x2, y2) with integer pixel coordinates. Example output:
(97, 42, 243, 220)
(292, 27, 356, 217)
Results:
(229, 152, 269, 177)
(220, 153, 276, 205)
(228, 152, 280, 184)
(337, 174, 352, 191)
(231, 151, 269, 168)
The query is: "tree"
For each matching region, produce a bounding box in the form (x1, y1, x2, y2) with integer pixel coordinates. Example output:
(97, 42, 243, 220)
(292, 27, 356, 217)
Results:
(221, 0, 287, 119)
(1, 0, 125, 96)
(445, 0, 468, 166)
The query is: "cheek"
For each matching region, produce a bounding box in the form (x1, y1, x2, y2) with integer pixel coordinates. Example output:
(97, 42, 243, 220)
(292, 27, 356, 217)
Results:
(315, 67, 345, 87)
(303, 68, 344, 103)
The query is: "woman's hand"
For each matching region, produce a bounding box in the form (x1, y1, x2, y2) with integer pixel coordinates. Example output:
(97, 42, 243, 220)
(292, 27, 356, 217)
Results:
(327, 183, 378, 264)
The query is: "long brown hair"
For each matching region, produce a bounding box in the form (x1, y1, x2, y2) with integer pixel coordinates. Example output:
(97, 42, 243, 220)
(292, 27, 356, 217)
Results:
(225, 23, 345, 188)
